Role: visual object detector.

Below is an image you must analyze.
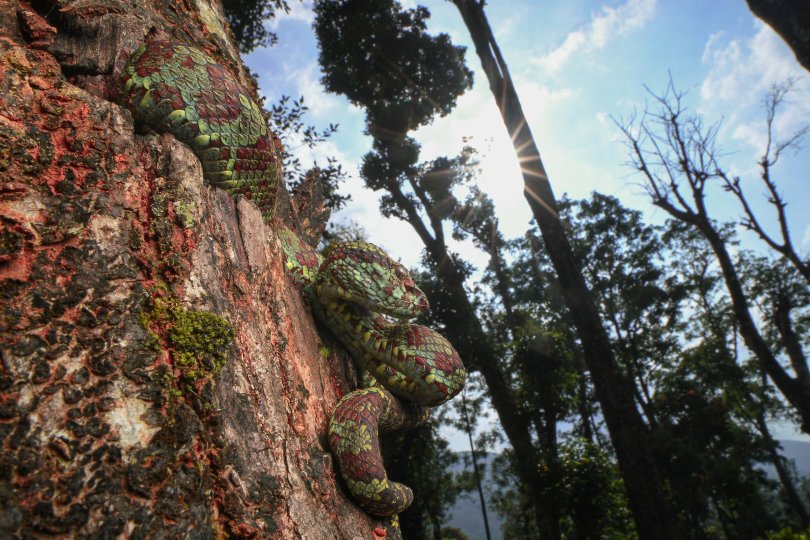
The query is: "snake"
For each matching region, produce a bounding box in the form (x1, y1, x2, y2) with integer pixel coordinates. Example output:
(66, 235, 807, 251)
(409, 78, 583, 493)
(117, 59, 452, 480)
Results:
(120, 39, 467, 526)
(277, 229, 467, 519)
(120, 40, 281, 222)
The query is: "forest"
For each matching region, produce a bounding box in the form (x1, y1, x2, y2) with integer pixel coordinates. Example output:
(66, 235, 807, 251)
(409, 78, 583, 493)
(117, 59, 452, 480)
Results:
(0, 0, 808, 539)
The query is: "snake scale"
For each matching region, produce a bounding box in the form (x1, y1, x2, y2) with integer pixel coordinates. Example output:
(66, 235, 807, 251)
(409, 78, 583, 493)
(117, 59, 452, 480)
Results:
(277, 231, 467, 518)
(121, 40, 281, 221)
(121, 40, 467, 527)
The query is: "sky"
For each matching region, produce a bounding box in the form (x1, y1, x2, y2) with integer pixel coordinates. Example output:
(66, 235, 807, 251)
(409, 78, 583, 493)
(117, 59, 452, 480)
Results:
(244, 0, 810, 446)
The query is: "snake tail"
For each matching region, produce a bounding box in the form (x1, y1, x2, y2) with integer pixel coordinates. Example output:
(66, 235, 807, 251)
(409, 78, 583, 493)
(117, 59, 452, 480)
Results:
(121, 40, 281, 222)
(328, 386, 429, 516)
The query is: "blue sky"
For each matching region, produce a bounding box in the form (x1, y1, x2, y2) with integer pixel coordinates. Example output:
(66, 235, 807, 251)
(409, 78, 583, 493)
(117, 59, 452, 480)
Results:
(245, 0, 810, 445)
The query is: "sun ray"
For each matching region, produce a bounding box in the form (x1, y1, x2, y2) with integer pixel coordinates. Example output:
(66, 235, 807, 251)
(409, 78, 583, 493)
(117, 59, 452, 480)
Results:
(523, 184, 559, 219)
(520, 167, 549, 181)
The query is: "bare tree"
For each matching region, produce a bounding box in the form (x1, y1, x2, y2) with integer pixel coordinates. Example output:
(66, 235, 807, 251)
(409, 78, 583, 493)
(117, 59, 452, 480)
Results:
(719, 80, 810, 284)
(616, 79, 810, 433)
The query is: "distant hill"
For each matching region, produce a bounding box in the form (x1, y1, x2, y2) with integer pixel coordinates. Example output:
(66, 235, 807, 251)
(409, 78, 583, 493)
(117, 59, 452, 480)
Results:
(446, 440, 810, 540)
(446, 452, 503, 540)
(765, 439, 810, 478)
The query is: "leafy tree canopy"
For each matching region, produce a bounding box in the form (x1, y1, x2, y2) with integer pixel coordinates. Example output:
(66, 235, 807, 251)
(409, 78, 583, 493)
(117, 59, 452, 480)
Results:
(314, 0, 473, 135)
(223, 0, 290, 53)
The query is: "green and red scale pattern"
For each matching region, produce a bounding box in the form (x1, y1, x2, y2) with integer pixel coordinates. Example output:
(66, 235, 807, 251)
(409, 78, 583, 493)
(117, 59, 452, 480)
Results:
(328, 387, 429, 516)
(314, 241, 466, 407)
(121, 40, 281, 221)
(277, 230, 467, 520)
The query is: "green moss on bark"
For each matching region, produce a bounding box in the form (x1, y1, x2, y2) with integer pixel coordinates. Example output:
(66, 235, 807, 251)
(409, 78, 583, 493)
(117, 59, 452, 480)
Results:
(141, 297, 234, 396)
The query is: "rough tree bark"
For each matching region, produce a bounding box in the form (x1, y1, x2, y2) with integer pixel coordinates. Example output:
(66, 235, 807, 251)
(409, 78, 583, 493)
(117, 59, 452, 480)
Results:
(0, 1, 385, 538)
(449, 2, 679, 539)
(745, 0, 810, 72)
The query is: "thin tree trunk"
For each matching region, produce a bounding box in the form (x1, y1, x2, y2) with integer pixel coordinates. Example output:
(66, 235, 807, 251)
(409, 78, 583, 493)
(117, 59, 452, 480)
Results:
(756, 412, 810, 527)
(542, 400, 562, 540)
(575, 364, 596, 443)
(450, 2, 678, 538)
(462, 392, 493, 540)
(430, 514, 443, 540)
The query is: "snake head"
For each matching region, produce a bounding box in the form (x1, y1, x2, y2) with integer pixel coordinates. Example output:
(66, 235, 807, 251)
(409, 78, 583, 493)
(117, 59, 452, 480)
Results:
(317, 241, 429, 319)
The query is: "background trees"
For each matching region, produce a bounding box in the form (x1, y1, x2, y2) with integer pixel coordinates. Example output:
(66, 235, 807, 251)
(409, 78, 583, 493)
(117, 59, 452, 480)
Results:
(306, 1, 810, 538)
(223, 0, 291, 52)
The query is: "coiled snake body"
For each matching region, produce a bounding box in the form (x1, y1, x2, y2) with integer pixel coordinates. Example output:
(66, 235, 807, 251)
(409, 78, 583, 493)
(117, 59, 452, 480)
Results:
(121, 40, 280, 221)
(121, 40, 467, 524)
(278, 231, 467, 517)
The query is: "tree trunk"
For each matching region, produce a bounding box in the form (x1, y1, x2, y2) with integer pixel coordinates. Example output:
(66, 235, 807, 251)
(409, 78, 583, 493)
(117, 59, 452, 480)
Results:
(450, 2, 679, 539)
(461, 392, 493, 540)
(0, 1, 387, 537)
(698, 221, 810, 433)
(745, 0, 810, 72)
(384, 177, 551, 537)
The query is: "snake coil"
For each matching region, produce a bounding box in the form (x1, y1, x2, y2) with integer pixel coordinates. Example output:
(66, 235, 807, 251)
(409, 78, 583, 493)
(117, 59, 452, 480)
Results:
(278, 230, 467, 518)
(121, 40, 281, 221)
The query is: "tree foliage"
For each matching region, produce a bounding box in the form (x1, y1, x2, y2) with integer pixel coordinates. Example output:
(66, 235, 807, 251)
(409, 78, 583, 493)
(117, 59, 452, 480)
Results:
(314, 0, 472, 135)
(267, 95, 350, 211)
(309, 2, 810, 538)
(223, 0, 291, 53)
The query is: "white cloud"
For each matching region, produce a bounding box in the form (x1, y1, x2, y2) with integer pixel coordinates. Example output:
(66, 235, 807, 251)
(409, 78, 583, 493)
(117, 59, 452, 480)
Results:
(700, 22, 810, 152)
(270, 0, 315, 28)
(803, 224, 810, 250)
(731, 121, 767, 154)
(283, 61, 343, 120)
(701, 23, 799, 104)
(532, 0, 657, 73)
(262, 59, 360, 124)
(493, 13, 520, 40)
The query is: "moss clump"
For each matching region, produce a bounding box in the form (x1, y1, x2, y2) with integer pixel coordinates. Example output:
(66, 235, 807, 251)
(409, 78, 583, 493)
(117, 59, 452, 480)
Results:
(169, 305, 234, 381)
(173, 200, 197, 228)
(142, 297, 234, 392)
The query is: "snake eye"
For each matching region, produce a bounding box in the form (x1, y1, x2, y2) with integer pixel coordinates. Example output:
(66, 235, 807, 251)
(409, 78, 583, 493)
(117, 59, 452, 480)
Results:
(392, 264, 410, 281)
